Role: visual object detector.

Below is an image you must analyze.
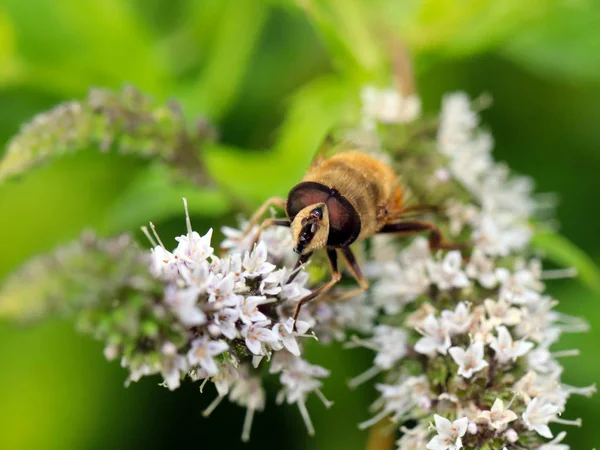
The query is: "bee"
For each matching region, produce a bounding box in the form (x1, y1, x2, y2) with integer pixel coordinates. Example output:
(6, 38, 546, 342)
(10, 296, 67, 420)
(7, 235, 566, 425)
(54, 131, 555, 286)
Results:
(244, 150, 454, 324)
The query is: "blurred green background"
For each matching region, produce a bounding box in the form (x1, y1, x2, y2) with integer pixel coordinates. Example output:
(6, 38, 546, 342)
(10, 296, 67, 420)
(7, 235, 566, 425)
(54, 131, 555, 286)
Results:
(0, 1, 599, 449)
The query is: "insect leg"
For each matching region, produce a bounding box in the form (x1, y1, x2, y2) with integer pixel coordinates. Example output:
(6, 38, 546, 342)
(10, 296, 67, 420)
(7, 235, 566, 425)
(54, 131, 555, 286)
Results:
(378, 220, 458, 251)
(242, 196, 286, 236)
(382, 204, 440, 222)
(399, 204, 440, 215)
(292, 249, 341, 327)
(251, 218, 291, 248)
(334, 247, 369, 301)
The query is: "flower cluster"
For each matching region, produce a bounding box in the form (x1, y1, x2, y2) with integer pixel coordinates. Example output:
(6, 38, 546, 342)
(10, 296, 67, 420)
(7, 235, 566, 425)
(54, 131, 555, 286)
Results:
(120, 201, 333, 441)
(349, 92, 594, 449)
(1, 86, 592, 449)
(0, 85, 214, 184)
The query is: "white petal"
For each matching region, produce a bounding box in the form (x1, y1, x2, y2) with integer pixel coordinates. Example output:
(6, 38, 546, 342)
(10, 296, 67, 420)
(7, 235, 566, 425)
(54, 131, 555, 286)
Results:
(449, 346, 466, 365)
(534, 423, 553, 439)
(200, 356, 218, 376)
(162, 369, 181, 391)
(472, 341, 485, 360)
(257, 328, 279, 344)
(245, 337, 263, 355)
(434, 414, 453, 436)
(282, 334, 301, 356)
(426, 435, 450, 450)
(454, 417, 469, 437)
(207, 340, 229, 356)
(415, 337, 437, 355)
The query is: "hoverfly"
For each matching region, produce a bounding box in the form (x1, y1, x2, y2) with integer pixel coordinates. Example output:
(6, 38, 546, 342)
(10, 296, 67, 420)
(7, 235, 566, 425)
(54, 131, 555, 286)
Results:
(243, 150, 454, 324)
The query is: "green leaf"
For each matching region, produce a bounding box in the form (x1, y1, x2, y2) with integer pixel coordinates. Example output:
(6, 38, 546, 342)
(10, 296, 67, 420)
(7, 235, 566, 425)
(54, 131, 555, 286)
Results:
(203, 74, 359, 204)
(0, 0, 167, 96)
(178, 0, 269, 120)
(502, 1, 600, 82)
(0, 86, 215, 185)
(101, 164, 231, 234)
(532, 226, 600, 293)
(0, 233, 157, 322)
(298, 0, 387, 81)
(399, 0, 552, 55)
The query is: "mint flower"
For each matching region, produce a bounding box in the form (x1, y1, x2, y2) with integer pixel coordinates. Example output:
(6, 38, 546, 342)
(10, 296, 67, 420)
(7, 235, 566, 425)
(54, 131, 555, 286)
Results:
(1, 88, 593, 449)
(449, 341, 488, 378)
(427, 415, 468, 450)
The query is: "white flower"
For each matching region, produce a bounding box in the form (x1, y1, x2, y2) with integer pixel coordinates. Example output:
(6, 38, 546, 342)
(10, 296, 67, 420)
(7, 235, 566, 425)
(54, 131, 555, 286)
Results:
(465, 247, 497, 288)
(164, 284, 207, 326)
(373, 260, 430, 314)
(504, 428, 519, 443)
(467, 422, 478, 435)
(496, 266, 543, 305)
(477, 398, 517, 430)
(538, 431, 569, 450)
(260, 267, 311, 300)
(415, 314, 452, 356)
(276, 356, 330, 404)
(527, 347, 562, 374)
(445, 201, 479, 237)
(374, 376, 431, 422)
(178, 260, 209, 288)
(160, 343, 189, 391)
(220, 224, 257, 253)
(426, 414, 468, 450)
(187, 337, 229, 376)
(280, 270, 312, 302)
(437, 92, 493, 192)
(174, 228, 214, 264)
(228, 370, 266, 442)
(472, 215, 513, 257)
(212, 307, 240, 340)
(442, 302, 472, 335)
(361, 85, 421, 128)
(259, 269, 283, 296)
(238, 295, 271, 325)
(273, 318, 311, 356)
(243, 242, 276, 278)
(103, 343, 119, 361)
(396, 424, 430, 450)
(211, 253, 243, 281)
(449, 341, 488, 378)
(490, 326, 534, 363)
(206, 272, 240, 307)
(150, 246, 179, 280)
(260, 225, 297, 267)
(371, 325, 408, 369)
(229, 369, 266, 412)
(427, 251, 470, 290)
(242, 321, 280, 356)
(522, 396, 561, 438)
(212, 362, 238, 397)
(483, 298, 522, 327)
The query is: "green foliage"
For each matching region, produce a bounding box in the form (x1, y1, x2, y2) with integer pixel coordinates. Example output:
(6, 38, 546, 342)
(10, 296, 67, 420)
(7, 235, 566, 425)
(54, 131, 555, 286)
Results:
(204, 75, 359, 203)
(0, 86, 215, 184)
(178, 0, 269, 119)
(0, 232, 159, 322)
(101, 164, 229, 234)
(1, 0, 166, 95)
(532, 226, 600, 293)
(502, 1, 600, 82)
(0, 1, 599, 449)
